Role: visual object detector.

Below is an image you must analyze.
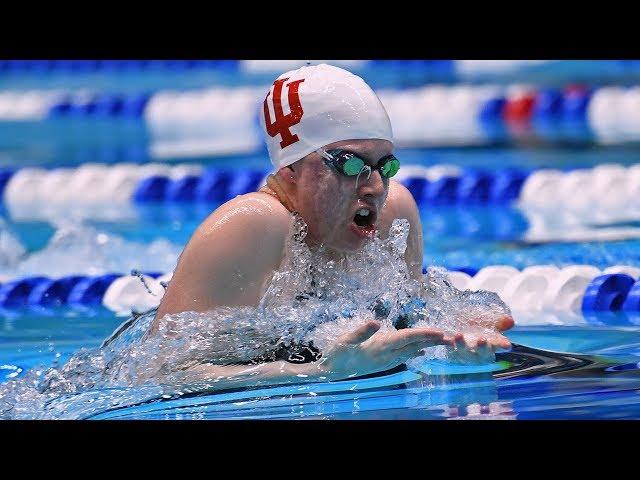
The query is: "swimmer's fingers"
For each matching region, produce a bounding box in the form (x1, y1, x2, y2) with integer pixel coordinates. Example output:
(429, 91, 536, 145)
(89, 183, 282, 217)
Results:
(478, 333, 511, 350)
(468, 315, 515, 332)
(340, 320, 382, 345)
(462, 333, 511, 352)
(444, 332, 464, 348)
(392, 339, 446, 360)
(457, 334, 483, 352)
(496, 316, 515, 332)
(386, 327, 446, 350)
(488, 333, 512, 350)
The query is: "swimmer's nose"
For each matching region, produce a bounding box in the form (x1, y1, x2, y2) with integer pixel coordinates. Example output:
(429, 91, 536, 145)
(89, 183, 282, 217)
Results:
(357, 168, 386, 199)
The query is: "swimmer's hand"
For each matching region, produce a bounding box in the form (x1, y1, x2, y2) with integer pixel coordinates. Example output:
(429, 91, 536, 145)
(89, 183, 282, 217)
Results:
(314, 320, 461, 380)
(459, 315, 514, 352)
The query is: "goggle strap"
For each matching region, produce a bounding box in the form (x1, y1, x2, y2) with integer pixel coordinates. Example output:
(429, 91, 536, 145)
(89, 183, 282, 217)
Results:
(316, 148, 335, 162)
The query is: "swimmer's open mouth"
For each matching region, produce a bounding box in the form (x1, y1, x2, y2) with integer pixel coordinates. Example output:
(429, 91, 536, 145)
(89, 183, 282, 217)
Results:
(353, 208, 376, 227)
(351, 207, 377, 238)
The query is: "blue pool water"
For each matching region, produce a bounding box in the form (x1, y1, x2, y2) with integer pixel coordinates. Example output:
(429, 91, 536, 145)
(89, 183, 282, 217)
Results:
(1, 144, 640, 418)
(2, 61, 640, 419)
(2, 310, 640, 419)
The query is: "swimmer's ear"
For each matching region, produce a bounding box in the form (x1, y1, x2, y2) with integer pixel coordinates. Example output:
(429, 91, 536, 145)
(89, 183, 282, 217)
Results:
(277, 165, 298, 185)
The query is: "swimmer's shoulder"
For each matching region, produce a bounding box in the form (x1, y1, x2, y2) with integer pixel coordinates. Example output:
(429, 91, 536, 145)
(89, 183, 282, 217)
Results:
(382, 180, 421, 225)
(159, 192, 292, 316)
(195, 191, 292, 243)
(387, 180, 418, 207)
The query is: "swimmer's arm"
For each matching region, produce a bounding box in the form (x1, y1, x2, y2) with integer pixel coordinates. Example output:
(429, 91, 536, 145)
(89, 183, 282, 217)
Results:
(163, 322, 458, 392)
(164, 361, 332, 392)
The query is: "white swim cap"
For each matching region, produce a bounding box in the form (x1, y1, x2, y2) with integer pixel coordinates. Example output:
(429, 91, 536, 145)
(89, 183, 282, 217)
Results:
(260, 63, 394, 171)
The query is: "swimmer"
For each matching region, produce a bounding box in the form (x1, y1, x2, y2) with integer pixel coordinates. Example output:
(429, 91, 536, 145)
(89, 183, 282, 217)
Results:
(154, 64, 514, 386)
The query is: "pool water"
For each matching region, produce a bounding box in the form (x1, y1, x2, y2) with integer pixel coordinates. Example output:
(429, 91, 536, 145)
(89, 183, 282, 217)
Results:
(2, 172, 640, 419)
(2, 143, 640, 418)
(2, 61, 640, 419)
(2, 309, 640, 419)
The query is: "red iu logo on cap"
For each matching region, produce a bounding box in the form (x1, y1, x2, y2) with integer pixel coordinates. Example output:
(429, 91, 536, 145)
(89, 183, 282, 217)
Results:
(263, 77, 305, 149)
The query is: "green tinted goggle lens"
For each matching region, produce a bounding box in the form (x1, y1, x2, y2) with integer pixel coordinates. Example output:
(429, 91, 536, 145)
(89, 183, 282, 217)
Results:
(326, 150, 400, 178)
(381, 158, 400, 177)
(342, 156, 365, 176)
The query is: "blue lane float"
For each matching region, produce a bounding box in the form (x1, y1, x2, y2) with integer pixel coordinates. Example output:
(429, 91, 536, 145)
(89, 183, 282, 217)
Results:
(457, 170, 493, 203)
(479, 97, 506, 123)
(622, 280, 640, 312)
(0, 265, 638, 312)
(48, 98, 73, 116)
(401, 169, 529, 206)
(582, 274, 636, 311)
(448, 266, 480, 277)
(195, 170, 236, 203)
(226, 170, 267, 199)
(67, 273, 121, 306)
(121, 93, 151, 117)
(0, 162, 637, 209)
(1, 60, 241, 73)
(490, 169, 529, 203)
(0, 169, 15, 198)
(141, 272, 164, 279)
(68, 97, 99, 116)
(563, 88, 592, 121)
(166, 175, 201, 202)
(423, 265, 480, 277)
(425, 176, 460, 204)
(93, 94, 125, 116)
(133, 176, 171, 202)
(48, 92, 151, 119)
(401, 176, 429, 202)
(0, 277, 50, 308)
(27, 275, 88, 307)
(532, 89, 564, 120)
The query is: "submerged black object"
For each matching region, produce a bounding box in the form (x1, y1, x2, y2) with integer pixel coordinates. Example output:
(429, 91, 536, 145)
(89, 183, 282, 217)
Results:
(245, 340, 322, 365)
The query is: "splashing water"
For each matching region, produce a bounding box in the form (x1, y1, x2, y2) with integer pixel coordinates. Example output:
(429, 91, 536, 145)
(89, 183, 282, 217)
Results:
(0, 219, 27, 276)
(11, 222, 182, 278)
(0, 216, 511, 419)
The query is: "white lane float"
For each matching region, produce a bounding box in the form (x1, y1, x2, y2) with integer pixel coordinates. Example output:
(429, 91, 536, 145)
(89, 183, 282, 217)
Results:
(541, 265, 602, 312)
(518, 170, 564, 207)
(102, 274, 166, 316)
(157, 271, 173, 285)
(3, 168, 48, 205)
(501, 266, 559, 312)
(38, 168, 75, 204)
(445, 271, 472, 290)
(443, 264, 640, 323)
(602, 265, 640, 280)
(466, 265, 520, 293)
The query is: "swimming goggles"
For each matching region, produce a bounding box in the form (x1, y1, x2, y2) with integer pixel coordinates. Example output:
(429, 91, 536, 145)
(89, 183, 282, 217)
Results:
(317, 149, 401, 179)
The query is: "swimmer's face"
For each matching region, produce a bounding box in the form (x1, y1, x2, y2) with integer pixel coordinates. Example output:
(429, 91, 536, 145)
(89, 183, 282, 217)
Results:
(290, 139, 393, 252)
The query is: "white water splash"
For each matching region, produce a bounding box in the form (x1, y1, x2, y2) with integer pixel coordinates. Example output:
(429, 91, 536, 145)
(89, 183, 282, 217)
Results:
(0, 216, 511, 419)
(8, 222, 182, 278)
